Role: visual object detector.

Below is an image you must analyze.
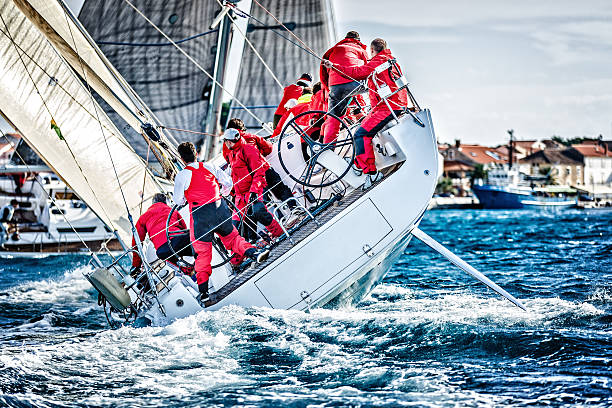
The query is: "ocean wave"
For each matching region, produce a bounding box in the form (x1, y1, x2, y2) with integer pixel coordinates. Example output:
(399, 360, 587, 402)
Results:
(0, 267, 94, 304)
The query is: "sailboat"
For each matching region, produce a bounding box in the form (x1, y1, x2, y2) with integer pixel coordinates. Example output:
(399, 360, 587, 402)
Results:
(0, 0, 526, 327)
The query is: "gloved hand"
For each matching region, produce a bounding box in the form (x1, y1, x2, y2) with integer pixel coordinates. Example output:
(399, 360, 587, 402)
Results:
(249, 192, 259, 204)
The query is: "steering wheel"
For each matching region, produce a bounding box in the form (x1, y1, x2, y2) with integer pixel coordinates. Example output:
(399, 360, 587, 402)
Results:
(165, 203, 234, 269)
(277, 110, 355, 188)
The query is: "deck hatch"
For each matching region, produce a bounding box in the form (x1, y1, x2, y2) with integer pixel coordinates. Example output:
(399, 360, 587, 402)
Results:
(253, 198, 393, 309)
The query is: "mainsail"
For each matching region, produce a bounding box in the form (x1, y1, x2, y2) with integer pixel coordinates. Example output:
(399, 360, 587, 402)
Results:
(232, 0, 336, 128)
(78, 0, 222, 156)
(0, 0, 163, 243)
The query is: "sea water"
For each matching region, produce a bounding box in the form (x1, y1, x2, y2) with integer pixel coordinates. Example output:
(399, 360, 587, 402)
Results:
(0, 209, 610, 407)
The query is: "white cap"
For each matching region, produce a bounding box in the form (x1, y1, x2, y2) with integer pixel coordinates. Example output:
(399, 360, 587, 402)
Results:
(223, 128, 241, 141)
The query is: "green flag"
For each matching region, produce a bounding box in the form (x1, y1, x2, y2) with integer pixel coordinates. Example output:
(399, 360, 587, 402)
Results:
(50, 119, 64, 141)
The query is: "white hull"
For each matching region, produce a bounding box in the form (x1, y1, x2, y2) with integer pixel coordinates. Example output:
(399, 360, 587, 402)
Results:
(142, 110, 439, 325)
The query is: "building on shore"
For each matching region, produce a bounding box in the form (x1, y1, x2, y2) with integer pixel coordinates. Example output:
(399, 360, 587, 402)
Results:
(518, 149, 584, 186)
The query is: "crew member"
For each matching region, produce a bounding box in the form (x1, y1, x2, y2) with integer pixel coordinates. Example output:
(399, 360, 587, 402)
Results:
(271, 87, 314, 137)
(131, 193, 192, 272)
(273, 73, 312, 129)
(320, 31, 368, 143)
(0, 199, 18, 248)
(273, 83, 325, 161)
(222, 129, 284, 242)
(173, 142, 269, 298)
(224, 118, 296, 209)
(324, 38, 408, 186)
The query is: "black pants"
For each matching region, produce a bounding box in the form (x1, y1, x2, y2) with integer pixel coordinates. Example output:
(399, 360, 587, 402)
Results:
(273, 114, 283, 130)
(241, 201, 275, 242)
(264, 168, 296, 209)
(156, 233, 193, 265)
(191, 199, 234, 242)
(328, 81, 363, 117)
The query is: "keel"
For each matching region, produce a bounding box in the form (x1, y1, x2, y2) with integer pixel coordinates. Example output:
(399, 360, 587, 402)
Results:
(411, 227, 527, 311)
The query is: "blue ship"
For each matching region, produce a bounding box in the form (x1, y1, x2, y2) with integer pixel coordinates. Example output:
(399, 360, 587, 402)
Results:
(472, 184, 577, 209)
(472, 168, 577, 209)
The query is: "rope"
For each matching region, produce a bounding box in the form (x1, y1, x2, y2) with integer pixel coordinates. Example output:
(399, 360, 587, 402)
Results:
(227, 1, 366, 89)
(251, 0, 320, 59)
(159, 126, 218, 137)
(97, 29, 219, 47)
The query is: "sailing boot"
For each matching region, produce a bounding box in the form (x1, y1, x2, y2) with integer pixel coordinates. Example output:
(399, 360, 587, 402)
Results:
(362, 172, 384, 191)
(197, 280, 209, 302)
(244, 247, 270, 264)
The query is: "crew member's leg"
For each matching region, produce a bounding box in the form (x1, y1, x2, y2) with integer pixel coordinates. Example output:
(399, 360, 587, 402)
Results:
(251, 201, 284, 238)
(273, 114, 283, 130)
(264, 168, 296, 209)
(156, 232, 192, 265)
(354, 109, 401, 174)
(190, 205, 215, 294)
(214, 199, 267, 263)
(322, 81, 363, 144)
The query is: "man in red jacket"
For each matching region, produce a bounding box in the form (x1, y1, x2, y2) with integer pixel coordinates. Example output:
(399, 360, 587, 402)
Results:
(223, 129, 284, 242)
(273, 73, 312, 129)
(173, 142, 269, 298)
(324, 38, 408, 187)
(224, 118, 296, 209)
(131, 193, 192, 270)
(320, 31, 368, 144)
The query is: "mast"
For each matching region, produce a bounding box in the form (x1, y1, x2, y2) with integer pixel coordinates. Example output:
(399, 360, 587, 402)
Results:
(202, 9, 233, 160)
(507, 129, 514, 169)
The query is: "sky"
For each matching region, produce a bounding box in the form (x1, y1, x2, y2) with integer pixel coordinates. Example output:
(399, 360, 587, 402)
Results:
(3, 0, 612, 147)
(333, 0, 612, 145)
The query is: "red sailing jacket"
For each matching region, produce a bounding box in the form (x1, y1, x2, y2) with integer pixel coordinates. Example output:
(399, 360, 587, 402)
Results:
(334, 49, 408, 113)
(222, 131, 272, 163)
(320, 38, 368, 90)
(132, 202, 187, 267)
(274, 84, 303, 116)
(225, 139, 269, 196)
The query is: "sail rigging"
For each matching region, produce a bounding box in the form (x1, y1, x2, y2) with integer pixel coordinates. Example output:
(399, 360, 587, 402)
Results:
(233, 0, 336, 128)
(0, 0, 163, 243)
(78, 0, 222, 157)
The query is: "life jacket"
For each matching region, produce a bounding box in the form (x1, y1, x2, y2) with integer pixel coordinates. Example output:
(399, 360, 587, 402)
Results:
(297, 93, 313, 104)
(184, 163, 221, 208)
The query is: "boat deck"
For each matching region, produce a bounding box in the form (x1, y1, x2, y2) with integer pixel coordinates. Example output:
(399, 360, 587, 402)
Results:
(205, 183, 374, 307)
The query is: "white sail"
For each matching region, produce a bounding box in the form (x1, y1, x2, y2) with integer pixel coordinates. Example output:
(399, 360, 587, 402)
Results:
(0, 0, 163, 243)
(11, 0, 151, 138)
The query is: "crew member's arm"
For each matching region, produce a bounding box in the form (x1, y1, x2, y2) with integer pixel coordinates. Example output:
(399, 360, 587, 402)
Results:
(327, 58, 377, 81)
(253, 134, 273, 156)
(172, 169, 190, 207)
(171, 211, 187, 230)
